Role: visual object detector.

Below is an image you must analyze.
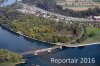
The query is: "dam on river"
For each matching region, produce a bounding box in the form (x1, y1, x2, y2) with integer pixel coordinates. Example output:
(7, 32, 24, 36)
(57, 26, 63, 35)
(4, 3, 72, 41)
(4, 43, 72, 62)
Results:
(20, 46, 63, 56)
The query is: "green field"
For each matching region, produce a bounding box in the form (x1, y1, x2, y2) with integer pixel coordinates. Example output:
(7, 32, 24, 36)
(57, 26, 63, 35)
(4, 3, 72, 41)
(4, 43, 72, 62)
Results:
(82, 27, 100, 43)
(86, 27, 100, 35)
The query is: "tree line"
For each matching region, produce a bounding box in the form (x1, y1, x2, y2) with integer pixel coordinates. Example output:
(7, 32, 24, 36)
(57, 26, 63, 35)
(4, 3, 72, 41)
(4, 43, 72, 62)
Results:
(0, 49, 22, 63)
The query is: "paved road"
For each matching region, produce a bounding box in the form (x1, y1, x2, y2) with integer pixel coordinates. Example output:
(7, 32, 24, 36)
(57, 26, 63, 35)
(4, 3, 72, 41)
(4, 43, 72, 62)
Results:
(30, 5, 100, 22)
(19, 3, 100, 22)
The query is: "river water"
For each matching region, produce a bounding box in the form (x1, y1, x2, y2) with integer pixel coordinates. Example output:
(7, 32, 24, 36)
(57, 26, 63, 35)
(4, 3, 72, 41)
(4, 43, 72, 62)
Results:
(0, 0, 16, 7)
(0, 0, 100, 66)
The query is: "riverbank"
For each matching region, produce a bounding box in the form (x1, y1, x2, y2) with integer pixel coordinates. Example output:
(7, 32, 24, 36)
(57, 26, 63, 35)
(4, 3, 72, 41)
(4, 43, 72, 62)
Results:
(0, 24, 57, 45)
(0, 24, 85, 47)
(65, 42, 100, 47)
(0, 62, 16, 66)
(0, 61, 26, 66)
(1, 25, 100, 48)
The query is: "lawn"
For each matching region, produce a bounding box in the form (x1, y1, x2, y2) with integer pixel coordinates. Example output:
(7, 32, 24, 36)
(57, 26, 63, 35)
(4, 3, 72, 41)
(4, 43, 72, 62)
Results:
(86, 27, 100, 35)
(82, 27, 100, 44)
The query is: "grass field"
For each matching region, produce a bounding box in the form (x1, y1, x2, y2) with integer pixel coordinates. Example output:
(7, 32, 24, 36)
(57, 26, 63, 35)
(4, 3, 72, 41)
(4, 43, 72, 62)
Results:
(82, 27, 100, 44)
(86, 27, 100, 35)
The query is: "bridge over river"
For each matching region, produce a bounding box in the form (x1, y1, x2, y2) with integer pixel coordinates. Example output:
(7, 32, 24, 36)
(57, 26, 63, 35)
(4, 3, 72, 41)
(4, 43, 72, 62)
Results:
(20, 45, 63, 56)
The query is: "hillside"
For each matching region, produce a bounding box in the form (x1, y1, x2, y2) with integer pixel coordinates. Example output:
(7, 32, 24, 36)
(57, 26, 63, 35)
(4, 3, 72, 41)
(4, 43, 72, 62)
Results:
(22, 0, 100, 18)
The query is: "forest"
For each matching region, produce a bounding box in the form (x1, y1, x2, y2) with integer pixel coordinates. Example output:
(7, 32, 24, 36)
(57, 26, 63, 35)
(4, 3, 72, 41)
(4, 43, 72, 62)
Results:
(0, 49, 22, 63)
(0, 7, 83, 43)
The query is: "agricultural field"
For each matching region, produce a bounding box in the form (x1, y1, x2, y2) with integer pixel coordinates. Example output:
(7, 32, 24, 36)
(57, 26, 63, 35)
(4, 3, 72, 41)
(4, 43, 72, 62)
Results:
(55, 0, 100, 11)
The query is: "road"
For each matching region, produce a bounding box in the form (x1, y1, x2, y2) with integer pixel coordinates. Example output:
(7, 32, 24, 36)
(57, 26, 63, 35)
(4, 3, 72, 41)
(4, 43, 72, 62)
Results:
(29, 4, 100, 22)
(17, 3, 100, 22)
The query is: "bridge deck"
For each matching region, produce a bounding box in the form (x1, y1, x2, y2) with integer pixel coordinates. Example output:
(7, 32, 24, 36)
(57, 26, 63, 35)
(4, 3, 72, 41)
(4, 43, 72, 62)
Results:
(20, 46, 61, 55)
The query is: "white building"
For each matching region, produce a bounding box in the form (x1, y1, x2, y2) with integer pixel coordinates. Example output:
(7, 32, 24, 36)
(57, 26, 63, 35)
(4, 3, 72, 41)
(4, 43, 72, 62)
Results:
(93, 16, 100, 20)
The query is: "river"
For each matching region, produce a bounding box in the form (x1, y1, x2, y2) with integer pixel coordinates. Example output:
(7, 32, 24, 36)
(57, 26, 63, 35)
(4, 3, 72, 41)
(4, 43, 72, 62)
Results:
(0, 0, 16, 7)
(0, 0, 100, 66)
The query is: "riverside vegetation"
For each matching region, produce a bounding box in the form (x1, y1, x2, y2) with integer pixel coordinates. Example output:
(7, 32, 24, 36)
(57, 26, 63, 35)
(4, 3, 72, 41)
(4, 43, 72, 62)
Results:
(0, 7, 85, 44)
(0, 6, 99, 44)
(0, 49, 22, 66)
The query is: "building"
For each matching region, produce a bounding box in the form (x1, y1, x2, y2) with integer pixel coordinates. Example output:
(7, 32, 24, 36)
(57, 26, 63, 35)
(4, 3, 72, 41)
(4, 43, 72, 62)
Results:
(93, 16, 100, 20)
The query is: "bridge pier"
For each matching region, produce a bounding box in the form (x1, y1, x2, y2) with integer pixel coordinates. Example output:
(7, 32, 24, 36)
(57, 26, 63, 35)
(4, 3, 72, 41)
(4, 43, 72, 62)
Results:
(48, 48, 52, 53)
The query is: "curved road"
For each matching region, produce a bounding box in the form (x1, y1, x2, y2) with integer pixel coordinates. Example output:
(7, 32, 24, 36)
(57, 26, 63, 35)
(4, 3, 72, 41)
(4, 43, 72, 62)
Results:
(19, 3, 100, 22)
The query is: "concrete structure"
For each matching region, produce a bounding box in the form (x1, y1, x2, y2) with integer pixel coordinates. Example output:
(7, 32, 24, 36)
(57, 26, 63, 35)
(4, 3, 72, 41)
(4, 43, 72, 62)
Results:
(17, 3, 100, 23)
(20, 46, 63, 56)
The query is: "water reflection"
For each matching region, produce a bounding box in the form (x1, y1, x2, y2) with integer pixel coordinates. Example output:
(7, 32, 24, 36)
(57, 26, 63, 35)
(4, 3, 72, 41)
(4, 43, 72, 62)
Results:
(1, 26, 20, 36)
(77, 46, 85, 49)
(0, 0, 16, 7)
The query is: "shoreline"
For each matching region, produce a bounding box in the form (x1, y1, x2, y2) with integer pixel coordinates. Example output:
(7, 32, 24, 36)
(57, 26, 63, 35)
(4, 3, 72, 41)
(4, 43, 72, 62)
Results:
(0, 25, 100, 48)
(0, 24, 58, 45)
(65, 42, 100, 47)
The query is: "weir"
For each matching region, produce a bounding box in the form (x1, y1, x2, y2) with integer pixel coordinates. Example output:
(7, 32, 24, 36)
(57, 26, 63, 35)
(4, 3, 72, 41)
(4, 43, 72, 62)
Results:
(20, 46, 63, 56)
